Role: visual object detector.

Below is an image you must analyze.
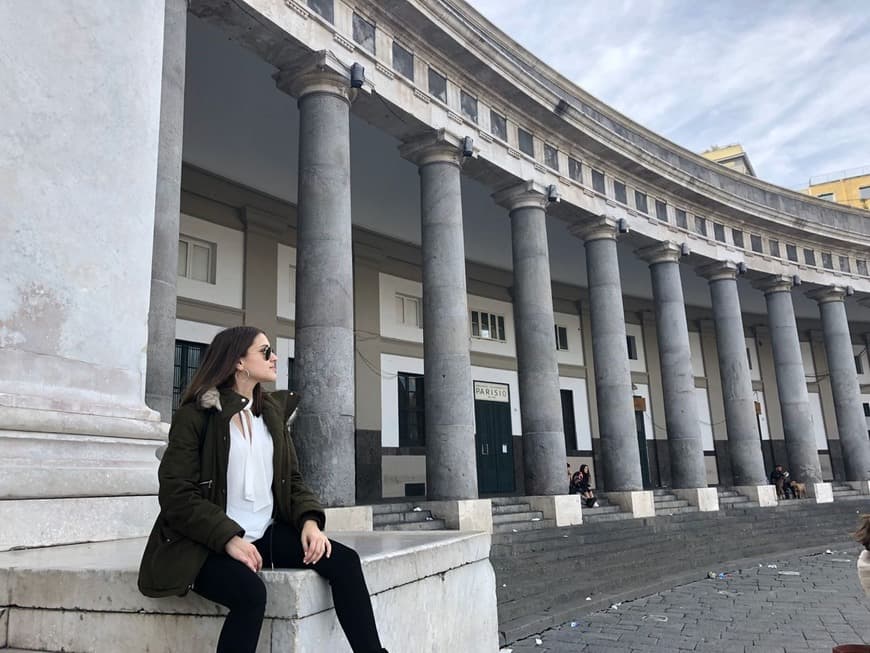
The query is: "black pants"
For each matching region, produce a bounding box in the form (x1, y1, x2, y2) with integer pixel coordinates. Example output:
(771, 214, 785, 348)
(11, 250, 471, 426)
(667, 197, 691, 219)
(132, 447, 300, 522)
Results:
(193, 521, 382, 653)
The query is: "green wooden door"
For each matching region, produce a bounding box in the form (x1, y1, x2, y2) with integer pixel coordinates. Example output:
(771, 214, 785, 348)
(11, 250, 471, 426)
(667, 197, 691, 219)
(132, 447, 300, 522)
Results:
(474, 382, 515, 494)
(635, 410, 653, 490)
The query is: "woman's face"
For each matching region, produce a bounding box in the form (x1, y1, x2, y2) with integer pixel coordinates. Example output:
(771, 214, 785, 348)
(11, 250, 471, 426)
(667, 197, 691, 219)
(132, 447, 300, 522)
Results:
(239, 333, 278, 384)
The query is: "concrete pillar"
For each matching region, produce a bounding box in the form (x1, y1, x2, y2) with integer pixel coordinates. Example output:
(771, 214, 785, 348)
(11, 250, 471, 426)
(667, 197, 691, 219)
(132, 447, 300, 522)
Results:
(807, 286, 870, 481)
(145, 0, 187, 422)
(637, 243, 707, 489)
(399, 131, 477, 500)
(571, 219, 643, 492)
(697, 262, 768, 488)
(754, 275, 826, 492)
(0, 1, 168, 549)
(493, 181, 565, 496)
(276, 53, 355, 506)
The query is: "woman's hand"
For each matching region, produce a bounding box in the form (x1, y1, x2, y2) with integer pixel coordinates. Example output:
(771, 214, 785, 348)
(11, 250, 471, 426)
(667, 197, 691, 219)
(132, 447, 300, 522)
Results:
(225, 535, 263, 573)
(301, 520, 332, 565)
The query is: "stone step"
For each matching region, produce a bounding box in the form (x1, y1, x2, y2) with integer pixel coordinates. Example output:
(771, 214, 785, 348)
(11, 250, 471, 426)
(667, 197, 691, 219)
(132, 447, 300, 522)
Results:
(491, 502, 533, 515)
(492, 510, 545, 525)
(580, 504, 621, 515)
(493, 518, 557, 534)
(374, 519, 447, 531)
(580, 510, 634, 523)
(0, 532, 496, 653)
(370, 501, 421, 515)
(653, 499, 690, 509)
(372, 510, 435, 526)
(490, 496, 531, 506)
(718, 495, 751, 504)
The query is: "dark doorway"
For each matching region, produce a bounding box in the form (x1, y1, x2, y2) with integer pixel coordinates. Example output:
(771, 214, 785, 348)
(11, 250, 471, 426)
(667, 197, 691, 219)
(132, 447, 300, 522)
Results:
(474, 381, 515, 494)
(634, 400, 653, 490)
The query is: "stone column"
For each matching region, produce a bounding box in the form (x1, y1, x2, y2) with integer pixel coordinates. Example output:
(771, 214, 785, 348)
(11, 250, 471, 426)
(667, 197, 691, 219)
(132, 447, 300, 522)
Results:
(0, 1, 168, 550)
(638, 243, 715, 509)
(276, 53, 355, 507)
(493, 181, 566, 497)
(754, 275, 830, 502)
(697, 262, 772, 505)
(807, 286, 870, 483)
(399, 131, 479, 504)
(572, 219, 652, 517)
(144, 0, 187, 422)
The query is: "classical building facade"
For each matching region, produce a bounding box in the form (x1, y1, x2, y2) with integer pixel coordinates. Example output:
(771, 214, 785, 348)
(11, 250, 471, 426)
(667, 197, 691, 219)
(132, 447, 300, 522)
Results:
(4, 0, 870, 549)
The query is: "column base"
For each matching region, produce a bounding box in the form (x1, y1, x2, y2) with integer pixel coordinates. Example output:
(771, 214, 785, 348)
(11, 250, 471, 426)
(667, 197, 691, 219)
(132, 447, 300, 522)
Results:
(606, 490, 655, 518)
(848, 481, 870, 494)
(423, 499, 493, 533)
(734, 485, 778, 507)
(324, 505, 373, 531)
(807, 481, 834, 503)
(525, 495, 583, 526)
(672, 487, 719, 511)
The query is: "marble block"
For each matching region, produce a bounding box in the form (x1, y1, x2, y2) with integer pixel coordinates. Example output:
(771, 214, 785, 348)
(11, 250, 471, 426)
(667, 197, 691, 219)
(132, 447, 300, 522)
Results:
(734, 484, 778, 507)
(673, 487, 719, 511)
(808, 481, 834, 503)
(324, 505, 373, 531)
(526, 494, 582, 526)
(848, 481, 870, 495)
(607, 490, 655, 518)
(423, 498, 493, 532)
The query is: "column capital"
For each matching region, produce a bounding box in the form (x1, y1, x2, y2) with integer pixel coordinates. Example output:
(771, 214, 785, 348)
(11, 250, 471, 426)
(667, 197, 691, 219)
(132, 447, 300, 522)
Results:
(274, 50, 353, 102)
(752, 274, 795, 295)
(636, 241, 682, 265)
(492, 180, 550, 212)
(696, 260, 739, 282)
(398, 129, 464, 167)
(805, 284, 849, 304)
(569, 216, 620, 242)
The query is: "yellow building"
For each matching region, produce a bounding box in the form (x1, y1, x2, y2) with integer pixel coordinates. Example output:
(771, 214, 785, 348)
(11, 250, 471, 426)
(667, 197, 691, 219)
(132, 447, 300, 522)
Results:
(804, 166, 870, 210)
(701, 144, 757, 176)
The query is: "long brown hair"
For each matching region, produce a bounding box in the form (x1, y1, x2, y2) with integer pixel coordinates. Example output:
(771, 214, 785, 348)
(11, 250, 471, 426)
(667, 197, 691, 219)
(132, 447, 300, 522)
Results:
(855, 514, 870, 551)
(181, 326, 266, 415)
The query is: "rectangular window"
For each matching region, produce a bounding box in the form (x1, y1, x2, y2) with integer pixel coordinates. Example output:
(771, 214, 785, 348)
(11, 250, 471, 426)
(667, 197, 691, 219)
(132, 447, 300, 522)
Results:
(470, 310, 506, 342)
(613, 180, 627, 204)
(634, 190, 648, 214)
(177, 235, 215, 283)
(626, 335, 638, 361)
(713, 222, 726, 243)
(490, 110, 507, 141)
(517, 127, 534, 157)
(555, 325, 569, 351)
(561, 389, 577, 453)
(428, 67, 447, 103)
(460, 90, 478, 123)
(804, 248, 816, 266)
(544, 144, 559, 171)
(568, 157, 582, 182)
(856, 356, 864, 375)
(786, 244, 798, 262)
(821, 252, 833, 270)
(769, 239, 781, 258)
(732, 229, 744, 248)
(655, 199, 668, 222)
(858, 259, 869, 276)
(395, 294, 422, 327)
(173, 340, 208, 412)
(864, 402, 870, 417)
(839, 256, 851, 273)
(591, 169, 606, 194)
(675, 208, 688, 229)
(398, 373, 425, 447)
(352, 13, 375, 53)
(818, 192, 835, 202)
(860, 186, 870, 200)
(307, 0, 334, 23)
(694, 216, 707, 237)
(392, 42, 414, 80)
(750, 234, 763, 253)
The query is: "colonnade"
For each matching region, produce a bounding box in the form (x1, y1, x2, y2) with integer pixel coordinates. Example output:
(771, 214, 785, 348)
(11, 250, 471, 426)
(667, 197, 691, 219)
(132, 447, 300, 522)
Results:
(146, 53, 870, 507)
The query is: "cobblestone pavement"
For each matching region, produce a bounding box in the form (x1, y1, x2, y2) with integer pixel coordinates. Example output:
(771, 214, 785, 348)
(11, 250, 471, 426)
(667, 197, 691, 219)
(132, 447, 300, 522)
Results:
(501, 544, 870, 653)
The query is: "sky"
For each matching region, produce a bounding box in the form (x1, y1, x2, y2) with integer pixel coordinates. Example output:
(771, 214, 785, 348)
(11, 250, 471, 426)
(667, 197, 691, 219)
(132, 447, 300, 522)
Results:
(466, 0, 870, 190)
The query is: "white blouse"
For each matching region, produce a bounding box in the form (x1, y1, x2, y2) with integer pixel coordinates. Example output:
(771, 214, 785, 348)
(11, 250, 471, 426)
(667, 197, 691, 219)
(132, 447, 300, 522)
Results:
(225, 407, 274, 541)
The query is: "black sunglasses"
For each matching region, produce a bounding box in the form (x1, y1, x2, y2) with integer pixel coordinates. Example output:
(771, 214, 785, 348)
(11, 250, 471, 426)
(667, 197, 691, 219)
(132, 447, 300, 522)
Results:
(258, 345, 273, 360)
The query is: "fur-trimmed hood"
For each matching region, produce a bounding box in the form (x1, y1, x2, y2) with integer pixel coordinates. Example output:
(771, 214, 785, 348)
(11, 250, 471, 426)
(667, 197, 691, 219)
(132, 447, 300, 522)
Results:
(197, 386, 300, 425)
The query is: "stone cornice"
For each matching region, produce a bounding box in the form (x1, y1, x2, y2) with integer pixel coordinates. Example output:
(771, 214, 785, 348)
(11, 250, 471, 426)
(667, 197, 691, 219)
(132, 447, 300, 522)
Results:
(805, 285, 848, 304)
(635, 241, 682, 266)
(569, 217, 620, 243)
(696, 261, 740, 282)
(398, 129, 464, 167)
(753, 274, 795, 295)
(492, 180, 550, 212)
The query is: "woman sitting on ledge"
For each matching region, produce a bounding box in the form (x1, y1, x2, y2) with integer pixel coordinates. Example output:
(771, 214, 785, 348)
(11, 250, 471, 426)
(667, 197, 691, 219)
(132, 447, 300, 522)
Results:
(138, 326, 387, 653)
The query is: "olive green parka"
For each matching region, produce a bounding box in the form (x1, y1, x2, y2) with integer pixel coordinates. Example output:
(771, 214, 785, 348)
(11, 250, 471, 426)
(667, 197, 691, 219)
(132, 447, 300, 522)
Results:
(137, 387, 325, 598)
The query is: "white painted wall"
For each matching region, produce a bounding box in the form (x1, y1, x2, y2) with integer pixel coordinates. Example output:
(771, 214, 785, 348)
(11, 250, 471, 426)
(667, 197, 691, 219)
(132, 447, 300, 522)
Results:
(800, 341, 816, 378)
(808, 392, 829, 450)
(694, 387, 715, 451)
(378, 273, 423, 343)
(754, 389, 771, 441)
(555, 311, 584, 366)
(178, 213, 244, 308)
(559, 376, 592, 450)
(689, 331, 705, 377)
(276, 245, 297, 320)
(468, 294, 517, 358)
(175, 319, 223, 344)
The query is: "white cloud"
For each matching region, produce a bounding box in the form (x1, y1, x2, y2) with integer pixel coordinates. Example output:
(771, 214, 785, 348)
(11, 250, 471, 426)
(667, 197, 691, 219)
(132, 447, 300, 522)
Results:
(467, 0, 870, 189)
